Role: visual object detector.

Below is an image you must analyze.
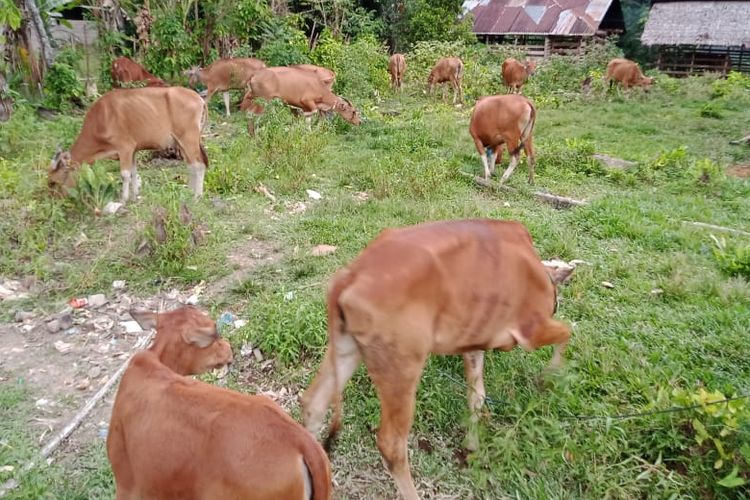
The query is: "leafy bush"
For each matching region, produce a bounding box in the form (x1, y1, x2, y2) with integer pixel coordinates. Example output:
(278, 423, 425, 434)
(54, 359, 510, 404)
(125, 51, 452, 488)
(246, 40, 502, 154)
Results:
(68, 165, 118, 214)
(256, 20, 310, 66)
(144, 11, 201, 78)
(700, 102, 724, 119)
(43, 48, 85, 110)
(537, 138, 605, 177)
(711, 71, 750, 99)
(711, 235, 750, 279)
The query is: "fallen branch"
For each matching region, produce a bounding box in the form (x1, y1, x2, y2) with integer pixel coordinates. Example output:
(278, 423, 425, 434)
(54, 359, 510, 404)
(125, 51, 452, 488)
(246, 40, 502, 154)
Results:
(459, 171, 588, 209)
(0, 333, 154, 498)
(683, 221, 750, 237)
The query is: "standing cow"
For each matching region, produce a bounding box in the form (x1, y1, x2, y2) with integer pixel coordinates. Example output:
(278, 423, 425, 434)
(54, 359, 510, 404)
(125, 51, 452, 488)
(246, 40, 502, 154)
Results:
(606, 58, 654, 90)
(48, 87, 208, 203)
(111, 57, 167, 88)
(469, 94, 537, 184)
(502, 58, 536, 94)
(388, 53, 406, 91)
(427, 57, 463, 104)
(184, 57, 267, 117)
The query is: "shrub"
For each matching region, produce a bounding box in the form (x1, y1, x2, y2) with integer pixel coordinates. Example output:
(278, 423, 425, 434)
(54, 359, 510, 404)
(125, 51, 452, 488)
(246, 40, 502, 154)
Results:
(43, 48, 85, 110)
(144, 11, 201, 78)
(711, 71, 750, 99)
(256, 17, 311, 66)
(710, 235, 750, 279)
(68, 165, 118, 215)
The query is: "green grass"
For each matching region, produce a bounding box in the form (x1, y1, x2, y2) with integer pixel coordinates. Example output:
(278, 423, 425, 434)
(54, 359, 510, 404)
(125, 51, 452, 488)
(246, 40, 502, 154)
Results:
(1, 70, 750, 498)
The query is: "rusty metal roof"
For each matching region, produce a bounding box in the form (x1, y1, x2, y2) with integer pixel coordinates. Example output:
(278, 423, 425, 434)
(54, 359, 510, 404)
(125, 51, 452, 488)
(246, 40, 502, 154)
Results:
(463, 0, 617, 36)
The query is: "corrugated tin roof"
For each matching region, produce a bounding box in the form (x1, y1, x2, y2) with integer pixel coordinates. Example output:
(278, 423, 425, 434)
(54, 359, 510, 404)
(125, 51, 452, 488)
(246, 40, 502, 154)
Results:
(463, 0, 615, 36)
(641, 1, 750, 47)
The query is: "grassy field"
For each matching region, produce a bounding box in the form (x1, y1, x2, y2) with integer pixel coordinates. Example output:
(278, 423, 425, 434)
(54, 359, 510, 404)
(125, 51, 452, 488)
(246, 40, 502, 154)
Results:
(1, 68, 750, 499)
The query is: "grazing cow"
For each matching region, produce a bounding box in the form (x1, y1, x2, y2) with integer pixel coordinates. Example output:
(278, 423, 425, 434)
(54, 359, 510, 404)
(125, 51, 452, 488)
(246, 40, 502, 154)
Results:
(111, 57, 167, 88)
(301, 219, 573, 500)
(388, 53, 406, 91)
(184, 57, 267, 116)
(469, 94, 537, 184)
(108, 306, 332, 500)
(48, 87, 208, 203)
(291, 64, 336, 90)
(427, 57, 463, 104)
(240, 67, 360, 131)
(501, 57, 536, 94)
(606, 58, 654, 90)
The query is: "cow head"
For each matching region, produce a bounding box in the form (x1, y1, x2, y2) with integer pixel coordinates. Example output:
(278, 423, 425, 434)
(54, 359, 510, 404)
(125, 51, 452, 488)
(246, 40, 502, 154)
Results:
(524, 59, 537, 76)
(640, 76, 655, 89)
(183, 66, 202, 87)
(131, 306, 233, 376)
(48, 147, 77, 195)
(542, 259, 576, 285)
(335, 97, 361, 125)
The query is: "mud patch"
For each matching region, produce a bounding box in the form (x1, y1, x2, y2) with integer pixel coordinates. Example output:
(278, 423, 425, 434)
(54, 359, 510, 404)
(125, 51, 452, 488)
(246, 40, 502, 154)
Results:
(204, 236, 282, 299)
(727, 164, 750, 178)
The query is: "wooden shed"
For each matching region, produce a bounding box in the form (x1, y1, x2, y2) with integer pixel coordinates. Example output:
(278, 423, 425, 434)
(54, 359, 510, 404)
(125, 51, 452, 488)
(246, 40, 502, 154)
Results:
(641, 0, 750, 76)
(462, 0, 626, 57)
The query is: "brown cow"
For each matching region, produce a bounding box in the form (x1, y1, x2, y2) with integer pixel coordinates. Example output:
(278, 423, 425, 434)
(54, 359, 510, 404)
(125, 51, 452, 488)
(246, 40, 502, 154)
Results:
(606, 58, 654, 90)
(48, 87, 208, 203)
(111, 57, 167, 88)
(427, 57, 463, 104)
(108, 306, 332, 500)
(240, 67, 360, 131)
(184, 57, 267, 117)
(502, 57, 536, 94)
(388, 53, 406, 91)
(291, 64, 336, 90)
(469, 94, 537, 184)
(301, 219, 573, 499)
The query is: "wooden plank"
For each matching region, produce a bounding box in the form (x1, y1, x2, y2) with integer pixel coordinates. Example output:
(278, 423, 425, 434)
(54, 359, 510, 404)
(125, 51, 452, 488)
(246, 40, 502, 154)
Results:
(458, 171, 588, 209)
(683, 221, 750, 237)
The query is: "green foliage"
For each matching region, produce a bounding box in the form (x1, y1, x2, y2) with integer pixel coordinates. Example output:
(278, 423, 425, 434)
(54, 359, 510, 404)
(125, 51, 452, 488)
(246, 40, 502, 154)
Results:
(400, 0, 475, 49)
(700, 102, 724, 119)
(256, 19, 311, 66)
(0, 0, 22, 30)
(68, 165, 118, 214)
(711, 235, 750, 280)
(144, 11, 200, 78)
(43, 48, 85, 110)
(711, 71, 750, 99)
(537, 138, 606, 177)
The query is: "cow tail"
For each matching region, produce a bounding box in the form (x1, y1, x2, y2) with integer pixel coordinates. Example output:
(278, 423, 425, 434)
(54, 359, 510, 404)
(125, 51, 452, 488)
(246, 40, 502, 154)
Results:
(302, 439, 333, 500)
(511, 100, 536, 156)
(456, 59, 464, 81)
(323, 268, 354, 453)
(199, 100, 209, 168)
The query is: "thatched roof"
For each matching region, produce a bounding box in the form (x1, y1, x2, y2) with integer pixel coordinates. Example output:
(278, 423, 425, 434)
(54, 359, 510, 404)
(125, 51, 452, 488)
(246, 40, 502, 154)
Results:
(462, 0, 624, 36)
(641, 1, 750, 47)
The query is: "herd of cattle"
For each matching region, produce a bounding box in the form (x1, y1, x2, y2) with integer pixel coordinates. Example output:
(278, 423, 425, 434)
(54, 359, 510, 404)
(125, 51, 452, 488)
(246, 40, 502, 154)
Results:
(45, 52, 652, 499)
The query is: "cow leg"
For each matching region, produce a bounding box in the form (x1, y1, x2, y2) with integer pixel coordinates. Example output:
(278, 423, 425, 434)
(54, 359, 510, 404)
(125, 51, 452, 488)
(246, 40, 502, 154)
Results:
(365, 350, 426, 500)
(441, 84, 447, 102)
(487, 147, 500, 177)
(524, 136, 536, 185)
(302, 333, 362, 436)
(528, 318, 571, 369)
(180, 140, 206, 198)
(473, 138, 491, 180)
(499, 153, 519, 185)
(222, 91, 231, 117)
(493, 144, 504, 167)
(118, 148, 135, 203)
(131, 155, 141, 199)
(463, 350, 486, 452)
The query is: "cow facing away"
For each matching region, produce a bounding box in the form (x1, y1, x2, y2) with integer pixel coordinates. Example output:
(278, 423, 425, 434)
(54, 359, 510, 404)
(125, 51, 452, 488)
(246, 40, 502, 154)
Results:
(427, 57, 463, 104)
(108, 306, 332, 500)
(184, 57, 266, 116)
(111, 57, 166, 88)
(48, 87, 208, 203)
(388, 53, 406, 91)
(502, 57, 536, 94)
(302, 219, 573, 500)
(606, 58, 654, 90)
(469, 94, 537, 184)
(240, 67, 360, 132)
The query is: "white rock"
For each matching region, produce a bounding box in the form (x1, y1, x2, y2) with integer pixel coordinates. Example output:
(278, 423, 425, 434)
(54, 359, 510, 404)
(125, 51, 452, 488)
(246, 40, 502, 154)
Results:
(121, 321, 143, 334)
(54, 341, 73, 353)
(233, 319, 248, 329)
(601, 281, 615, 289)
(306, 189, 322, 200)
(103, 201, 123, 215)
(311, 244, 337, 256)
(87, 294, 108, 308)
(112, 280, 126, 289)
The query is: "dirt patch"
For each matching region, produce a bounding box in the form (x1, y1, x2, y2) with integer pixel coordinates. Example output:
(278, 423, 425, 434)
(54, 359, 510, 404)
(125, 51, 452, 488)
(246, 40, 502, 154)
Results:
(727, 164, 750, 178)
(203, 236, 283, 299)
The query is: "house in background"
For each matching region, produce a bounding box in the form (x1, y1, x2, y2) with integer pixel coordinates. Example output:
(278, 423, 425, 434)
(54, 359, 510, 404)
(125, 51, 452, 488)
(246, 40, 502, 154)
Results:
(462, 0, 626, 57)
(641, 0, 750, 76)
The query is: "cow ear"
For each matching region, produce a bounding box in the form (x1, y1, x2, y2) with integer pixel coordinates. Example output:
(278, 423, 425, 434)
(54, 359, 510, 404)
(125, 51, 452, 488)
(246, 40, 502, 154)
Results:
(182, 325, 216, 349)
(130, 310, 158, 331)
(542, 260, 576, 285)
(50, 146, 63, 171)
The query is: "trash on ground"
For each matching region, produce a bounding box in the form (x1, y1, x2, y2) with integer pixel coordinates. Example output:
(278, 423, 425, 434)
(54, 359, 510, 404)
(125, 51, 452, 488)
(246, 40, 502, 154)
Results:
(306, 189, 322, 200)
(311, 244, 337, 256)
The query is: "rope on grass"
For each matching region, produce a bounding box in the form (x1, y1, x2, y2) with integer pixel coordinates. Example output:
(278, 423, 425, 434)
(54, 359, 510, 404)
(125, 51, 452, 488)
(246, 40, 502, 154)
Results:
(439, 370, 750, 422)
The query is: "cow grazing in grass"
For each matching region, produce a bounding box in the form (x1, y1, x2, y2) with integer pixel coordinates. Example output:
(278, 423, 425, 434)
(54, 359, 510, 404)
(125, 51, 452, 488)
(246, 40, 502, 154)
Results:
(47, 87, 208, 203)
(606, 58, 654, 90)
(240, 67, 360, 132)
(427, 57, 464, 104)
(111, 57, 167, 88)
(301, 219, 573, 500)
(388, 53, 406, 91)
(469, 94, 537, 184)
(291, 64, 336, 90)
(108, 306, 332, 500)
(184, 57, 267, 117)
(502, 57, 536, 94)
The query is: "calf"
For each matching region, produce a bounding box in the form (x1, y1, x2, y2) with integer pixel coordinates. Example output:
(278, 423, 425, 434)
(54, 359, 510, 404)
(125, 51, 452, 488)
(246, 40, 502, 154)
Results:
(469, 94, 537, 184)
(502, 57, 536, 94)
(108, 306, 332, 500)
(48, 87, 208, 203)
(302, 219, 573, 499)
(184, 57, 267, 116)
(388, 53, 406, 91)
(606, 58, 654, 90)
(240, 67, 360, 130)
(427, 57, 463, 104)
(111, 57, 167, 87)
